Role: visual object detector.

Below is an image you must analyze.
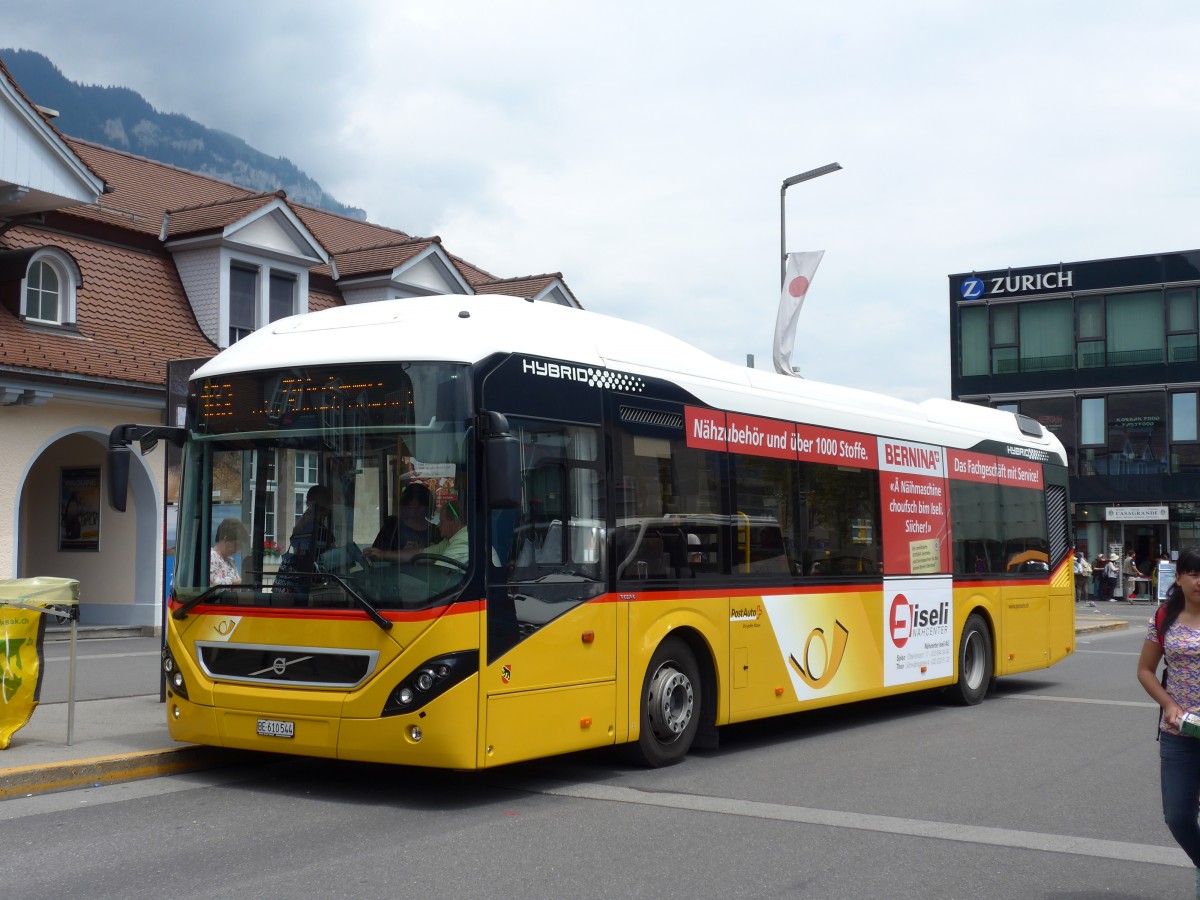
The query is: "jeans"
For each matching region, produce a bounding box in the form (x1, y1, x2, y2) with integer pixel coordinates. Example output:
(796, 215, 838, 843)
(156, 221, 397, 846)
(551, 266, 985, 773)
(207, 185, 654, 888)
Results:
(1161, 731, 1200, 867)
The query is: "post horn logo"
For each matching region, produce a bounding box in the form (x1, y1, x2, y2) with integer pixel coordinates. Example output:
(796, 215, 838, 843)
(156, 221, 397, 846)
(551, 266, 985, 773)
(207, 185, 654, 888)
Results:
(789, 620, 850, 689)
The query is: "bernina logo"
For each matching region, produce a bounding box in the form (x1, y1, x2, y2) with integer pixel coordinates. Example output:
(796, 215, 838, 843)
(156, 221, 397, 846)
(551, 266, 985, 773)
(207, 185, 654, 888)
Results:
(961, 270, 1074, 300)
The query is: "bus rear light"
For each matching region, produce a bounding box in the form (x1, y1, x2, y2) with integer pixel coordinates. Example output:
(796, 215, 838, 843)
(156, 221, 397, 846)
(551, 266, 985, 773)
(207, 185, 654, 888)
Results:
(162, 646, 189, 700)
(382, 650, 477, 717)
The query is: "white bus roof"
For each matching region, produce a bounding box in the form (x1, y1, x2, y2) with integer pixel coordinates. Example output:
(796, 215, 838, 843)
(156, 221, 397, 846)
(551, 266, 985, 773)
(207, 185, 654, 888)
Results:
(193, 295, 1066, 461)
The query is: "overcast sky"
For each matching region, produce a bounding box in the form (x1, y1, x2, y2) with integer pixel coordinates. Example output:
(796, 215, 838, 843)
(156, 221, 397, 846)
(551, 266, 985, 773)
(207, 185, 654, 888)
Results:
(6, 1, 1199, 401)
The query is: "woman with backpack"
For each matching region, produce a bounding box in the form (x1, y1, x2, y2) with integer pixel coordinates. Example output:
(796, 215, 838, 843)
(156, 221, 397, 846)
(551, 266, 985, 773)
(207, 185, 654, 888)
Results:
(1136, 546, 1200, 894)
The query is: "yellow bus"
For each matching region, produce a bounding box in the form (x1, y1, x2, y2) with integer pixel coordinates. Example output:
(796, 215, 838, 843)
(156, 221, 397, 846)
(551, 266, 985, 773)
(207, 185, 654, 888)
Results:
(109, 296, 1074, 768)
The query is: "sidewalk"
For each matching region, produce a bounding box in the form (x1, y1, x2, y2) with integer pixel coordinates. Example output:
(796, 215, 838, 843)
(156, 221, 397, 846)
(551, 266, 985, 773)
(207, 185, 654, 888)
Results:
(0, 605, 1132, 799)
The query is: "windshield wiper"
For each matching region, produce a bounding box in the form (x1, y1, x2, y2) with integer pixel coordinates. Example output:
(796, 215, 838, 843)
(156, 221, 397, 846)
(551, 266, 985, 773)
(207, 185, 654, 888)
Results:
(173, 584, 245, 620)
(325, 572, 392, 632)
(173, 574, 391, 631)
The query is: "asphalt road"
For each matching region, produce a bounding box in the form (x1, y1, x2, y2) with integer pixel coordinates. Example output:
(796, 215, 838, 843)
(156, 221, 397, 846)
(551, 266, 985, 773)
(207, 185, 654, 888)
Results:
(4, 608, 1189, 900)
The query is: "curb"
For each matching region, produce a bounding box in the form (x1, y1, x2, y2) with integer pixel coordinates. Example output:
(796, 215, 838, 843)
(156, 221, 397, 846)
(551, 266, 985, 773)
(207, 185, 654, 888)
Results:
(1075, 621, 1130, 636)
(44, 625, 159, 643)
(0, 746, 255, 800)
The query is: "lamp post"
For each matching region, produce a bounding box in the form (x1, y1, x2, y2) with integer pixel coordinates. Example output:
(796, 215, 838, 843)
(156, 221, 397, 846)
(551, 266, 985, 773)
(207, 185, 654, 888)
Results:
(780, 162, 842, 285)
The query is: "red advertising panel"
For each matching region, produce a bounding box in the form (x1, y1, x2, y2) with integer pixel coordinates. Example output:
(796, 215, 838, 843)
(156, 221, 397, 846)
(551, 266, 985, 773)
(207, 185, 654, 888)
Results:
(947, 449, 1043, 490)
(726, 413, 796, 460)
(878, 437, 950, 576)
(685, 406, 877, 469)
(685, 406, 728, 452)
(793, 424, 877, 469)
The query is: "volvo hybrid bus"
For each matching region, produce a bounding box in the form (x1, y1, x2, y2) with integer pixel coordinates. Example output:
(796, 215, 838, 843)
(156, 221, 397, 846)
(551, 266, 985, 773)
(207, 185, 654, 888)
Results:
(109, 295, 1074, 769)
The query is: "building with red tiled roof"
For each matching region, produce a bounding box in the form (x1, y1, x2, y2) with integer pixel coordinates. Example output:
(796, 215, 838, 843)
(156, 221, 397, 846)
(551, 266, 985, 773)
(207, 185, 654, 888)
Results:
(0, 57, 579, 625)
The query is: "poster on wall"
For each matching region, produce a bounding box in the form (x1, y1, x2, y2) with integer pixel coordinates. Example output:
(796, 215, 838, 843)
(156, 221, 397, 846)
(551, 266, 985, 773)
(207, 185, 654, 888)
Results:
(59, 466, 101, 551)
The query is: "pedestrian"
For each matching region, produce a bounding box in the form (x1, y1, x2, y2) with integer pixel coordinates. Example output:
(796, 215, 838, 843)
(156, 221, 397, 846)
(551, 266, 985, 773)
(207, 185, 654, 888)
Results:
(1124, 549, 1145, 600)
(1073, 551, 1092, 604)
(1104, 555, 1120, 601)
(1136, 545, 1200, 896)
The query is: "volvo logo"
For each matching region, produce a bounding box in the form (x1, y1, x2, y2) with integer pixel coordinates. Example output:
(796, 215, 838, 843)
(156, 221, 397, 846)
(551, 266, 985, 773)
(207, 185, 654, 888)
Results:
(250, 654, 313, 678)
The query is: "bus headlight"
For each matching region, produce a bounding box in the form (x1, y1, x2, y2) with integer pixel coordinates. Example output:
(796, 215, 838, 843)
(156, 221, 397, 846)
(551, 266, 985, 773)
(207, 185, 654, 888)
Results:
(382, 651, 477, 717)
(161, 646, 189, 700)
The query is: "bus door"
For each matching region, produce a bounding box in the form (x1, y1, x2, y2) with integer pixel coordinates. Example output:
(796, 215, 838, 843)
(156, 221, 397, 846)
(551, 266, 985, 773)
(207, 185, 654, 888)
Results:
(482, 419, 615, 767)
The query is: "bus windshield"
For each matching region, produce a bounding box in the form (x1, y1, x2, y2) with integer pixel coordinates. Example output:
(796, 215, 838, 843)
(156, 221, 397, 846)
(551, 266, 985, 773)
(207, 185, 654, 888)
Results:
(172, 361, 473, 614)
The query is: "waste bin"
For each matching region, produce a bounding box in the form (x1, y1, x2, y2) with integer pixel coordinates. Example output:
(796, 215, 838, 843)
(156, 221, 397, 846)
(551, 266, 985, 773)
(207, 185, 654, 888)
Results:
(0, 577, 80, 749)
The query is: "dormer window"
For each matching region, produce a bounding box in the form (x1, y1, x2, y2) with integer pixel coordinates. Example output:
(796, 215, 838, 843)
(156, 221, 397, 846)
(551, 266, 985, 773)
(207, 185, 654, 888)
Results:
(229, 264, 257, 344)
(227, 261, 299, 346)
(163, 193, 326, 348)
(21, 249, 79, 326)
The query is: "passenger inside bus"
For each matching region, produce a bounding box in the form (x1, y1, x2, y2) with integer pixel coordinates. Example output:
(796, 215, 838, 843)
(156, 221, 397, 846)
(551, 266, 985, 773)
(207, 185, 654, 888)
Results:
(363, 482, 437, 563)
(377, 491, 469, 569)
(286, 484, 335, 570)
(209, 517, 247, 585)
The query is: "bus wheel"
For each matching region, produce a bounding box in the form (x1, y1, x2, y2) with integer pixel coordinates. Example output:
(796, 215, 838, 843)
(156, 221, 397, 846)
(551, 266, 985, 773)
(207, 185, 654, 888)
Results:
(629, 638, 701, 767)
(951, 613, 993, 706)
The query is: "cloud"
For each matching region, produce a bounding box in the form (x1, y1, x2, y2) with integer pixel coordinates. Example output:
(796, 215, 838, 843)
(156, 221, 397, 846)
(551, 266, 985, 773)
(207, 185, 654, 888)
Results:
(5, 0, 1200, 401)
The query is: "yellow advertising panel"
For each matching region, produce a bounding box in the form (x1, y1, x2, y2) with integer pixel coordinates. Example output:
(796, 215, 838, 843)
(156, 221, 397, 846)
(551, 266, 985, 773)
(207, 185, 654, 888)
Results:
(759, 591, 884, 701)
(0, 607, 45, 749)
(0, 577, 79, 750)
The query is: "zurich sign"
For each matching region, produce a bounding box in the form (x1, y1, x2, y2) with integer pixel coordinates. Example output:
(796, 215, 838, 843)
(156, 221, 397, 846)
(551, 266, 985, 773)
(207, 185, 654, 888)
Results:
(960, 277, 985, 300)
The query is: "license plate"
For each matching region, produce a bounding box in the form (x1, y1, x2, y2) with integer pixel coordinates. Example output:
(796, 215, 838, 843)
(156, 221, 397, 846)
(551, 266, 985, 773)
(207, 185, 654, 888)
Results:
(256, 718, 295, 738)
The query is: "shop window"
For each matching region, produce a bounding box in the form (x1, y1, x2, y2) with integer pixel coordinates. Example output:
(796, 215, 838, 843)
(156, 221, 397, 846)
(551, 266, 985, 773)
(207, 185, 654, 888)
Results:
(1020, 397, 1075, 469)
(1171, 393, 1200, 473)
(1018, 299, 1072, 372)
(1081, 398, 1105, 446)
(990, 305, 1018, 374)
(1091, 392, 1167, 477)
(959, 305, 988, 377)
(1106, 291, 1164, 366)
(1076, 296, 1105, 368)
(1167, 288, 1198, 363)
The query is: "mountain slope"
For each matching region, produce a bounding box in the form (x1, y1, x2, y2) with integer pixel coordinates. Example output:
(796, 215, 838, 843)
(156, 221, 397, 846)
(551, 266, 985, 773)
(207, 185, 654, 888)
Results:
(2, 49, 366, 220)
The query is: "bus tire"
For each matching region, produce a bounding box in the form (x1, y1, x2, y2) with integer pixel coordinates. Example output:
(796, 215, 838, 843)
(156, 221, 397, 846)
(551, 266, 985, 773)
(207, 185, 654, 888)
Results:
(627, 637, 701, 767)
(950, 612, 993, 706)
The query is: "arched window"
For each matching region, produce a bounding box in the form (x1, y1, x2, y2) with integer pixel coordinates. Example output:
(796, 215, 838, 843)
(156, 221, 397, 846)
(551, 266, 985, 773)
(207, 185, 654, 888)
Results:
(22, 250, 79, 326)
(25, 259, 61, 322)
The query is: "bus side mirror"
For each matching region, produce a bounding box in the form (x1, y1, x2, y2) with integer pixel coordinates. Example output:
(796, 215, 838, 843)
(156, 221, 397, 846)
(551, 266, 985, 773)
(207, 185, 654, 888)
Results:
(107, 424, 186, 512)
(108, 443, 132, 512)
(487, 433, 521, 509)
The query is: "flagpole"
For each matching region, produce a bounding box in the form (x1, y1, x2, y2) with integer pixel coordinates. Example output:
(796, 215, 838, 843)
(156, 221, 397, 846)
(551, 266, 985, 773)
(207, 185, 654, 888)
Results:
(780, 163, 842, 285)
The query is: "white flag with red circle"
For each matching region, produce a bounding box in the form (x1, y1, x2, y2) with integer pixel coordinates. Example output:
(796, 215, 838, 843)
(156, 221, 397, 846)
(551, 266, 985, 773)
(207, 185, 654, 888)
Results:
(773, 250, 825, 376)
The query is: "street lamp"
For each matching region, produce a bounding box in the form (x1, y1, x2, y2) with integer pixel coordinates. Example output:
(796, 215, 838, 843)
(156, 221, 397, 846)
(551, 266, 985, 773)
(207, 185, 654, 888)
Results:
(781, 162, 842, 285)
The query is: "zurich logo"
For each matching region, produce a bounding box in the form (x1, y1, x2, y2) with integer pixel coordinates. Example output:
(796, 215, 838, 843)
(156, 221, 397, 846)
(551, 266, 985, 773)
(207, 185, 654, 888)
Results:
(961, 277, 985, 300)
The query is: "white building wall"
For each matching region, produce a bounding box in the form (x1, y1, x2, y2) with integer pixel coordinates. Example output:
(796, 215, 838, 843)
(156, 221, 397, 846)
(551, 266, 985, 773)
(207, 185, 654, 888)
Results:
(0, 397, 166, 627)
(0, 93, 96, 203)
